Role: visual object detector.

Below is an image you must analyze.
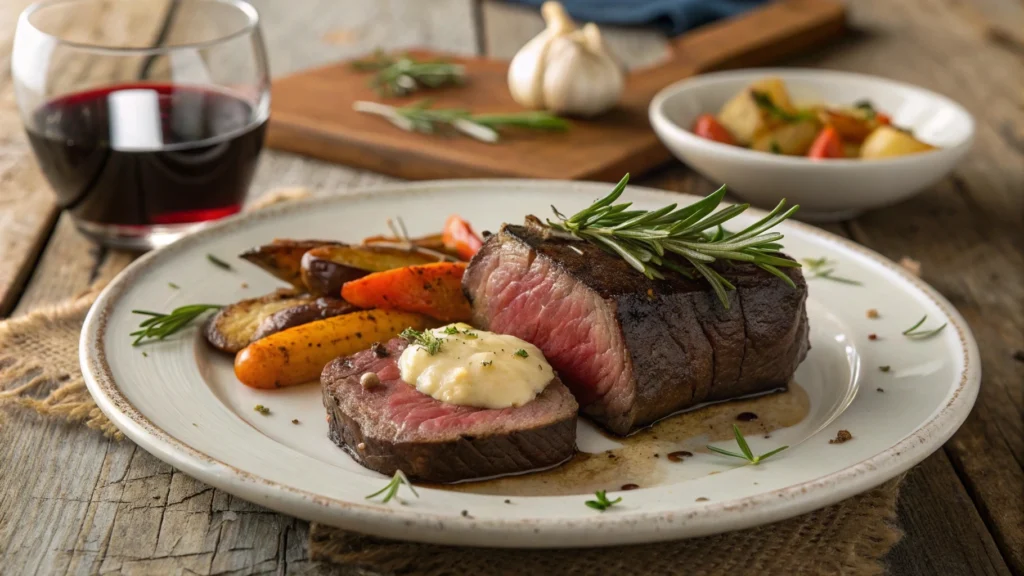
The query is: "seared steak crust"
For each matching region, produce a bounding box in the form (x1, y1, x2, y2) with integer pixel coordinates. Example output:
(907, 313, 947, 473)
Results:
(322, 339, 578, 483)
(463, 222, 809, 436)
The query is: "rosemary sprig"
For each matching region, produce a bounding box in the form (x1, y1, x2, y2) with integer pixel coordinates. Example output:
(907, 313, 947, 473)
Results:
(365, 470, 419, 503)
(750, 91, 816, 123)
(354, 99, 568, 143)
(902, 315, 947, 339)
(206, 253, 233, 270)
(130, 305, 221, 346)
(400, 327, 444, 355)
(352, 50, 464, 97)
(585, 490, 622, 511)
(548, 174, 800, 308)
(707, 424, 789, 465)
(801, 257, 862, 285)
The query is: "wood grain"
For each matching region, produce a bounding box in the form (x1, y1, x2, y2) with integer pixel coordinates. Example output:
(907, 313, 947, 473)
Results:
(266, 0, 845, 182)
(0, 0, 1021, 573)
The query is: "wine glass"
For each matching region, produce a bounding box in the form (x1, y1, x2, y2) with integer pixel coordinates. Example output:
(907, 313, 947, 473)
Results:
(12, 0, 271, 250)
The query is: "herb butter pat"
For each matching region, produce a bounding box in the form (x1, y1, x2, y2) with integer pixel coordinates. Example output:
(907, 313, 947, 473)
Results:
(398, 323, 553, 409)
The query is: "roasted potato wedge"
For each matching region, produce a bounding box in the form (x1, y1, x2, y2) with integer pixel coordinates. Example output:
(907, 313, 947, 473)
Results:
(239, 239, 339, 288)
(251, 297, 356, 341)
(751, 120, 821, 156)
(300, 244, 442, 297)
(234, 309, 437, 388)
(204, 289, 312, 353)
(818, 109, 874, 143)
(717, 77, 794, 145)
(860, 126, 936, 159)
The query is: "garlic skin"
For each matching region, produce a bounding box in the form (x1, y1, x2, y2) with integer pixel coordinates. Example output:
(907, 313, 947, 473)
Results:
(507, 2, 624, 117)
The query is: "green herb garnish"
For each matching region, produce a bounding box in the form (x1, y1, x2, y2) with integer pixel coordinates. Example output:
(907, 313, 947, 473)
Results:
(206, 254, 233, 270)
(462, 329, 478, 338)
(400, 327, 444, 355)
(879, 365, 891, 372)
(707, 424, 788, 465)
(352, 50, 464, 97)
(802, 257, 862, 285)
(481, 360, 493, 367)
(130, 304, 222, 346)
(750, 91, 816, 123)
(769, 141, 782, 154)
(365, 470, 419, 503)
(853, 100, 877, 120)
(254, 404, 270, 416)
(585, 490, 622, 512)
(514, 349, 529, 358)
(354, 99, 568, 144)
(549, 174, 800, 308)
(168, 282, 180, 289)
(902, 315, 947, 339)
(443, 325, 460, 335)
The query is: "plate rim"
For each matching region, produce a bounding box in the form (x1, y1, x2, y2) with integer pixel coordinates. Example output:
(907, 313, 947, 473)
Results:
(80, 179, 981, 547)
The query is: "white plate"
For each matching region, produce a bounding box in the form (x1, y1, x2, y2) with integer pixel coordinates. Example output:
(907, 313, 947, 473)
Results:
(649, 69, 975, 222)
(81, 180, 979, 548)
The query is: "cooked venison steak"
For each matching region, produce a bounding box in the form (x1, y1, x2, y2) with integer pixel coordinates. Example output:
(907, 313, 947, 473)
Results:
(322, 338, 578, 483)
(463, 220, 809, 436)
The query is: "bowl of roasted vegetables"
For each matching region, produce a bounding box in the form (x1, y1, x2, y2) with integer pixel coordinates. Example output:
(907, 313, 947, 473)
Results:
(649, 69, 974, 221)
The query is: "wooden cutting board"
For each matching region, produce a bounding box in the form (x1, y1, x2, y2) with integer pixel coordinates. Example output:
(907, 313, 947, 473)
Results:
(267, 0, 845, 181)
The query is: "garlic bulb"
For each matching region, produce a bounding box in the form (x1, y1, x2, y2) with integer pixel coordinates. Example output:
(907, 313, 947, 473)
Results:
(507, 2, 624, 117)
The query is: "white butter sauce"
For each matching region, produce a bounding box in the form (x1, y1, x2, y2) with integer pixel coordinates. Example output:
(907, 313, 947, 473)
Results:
(398, 323, 554, 409)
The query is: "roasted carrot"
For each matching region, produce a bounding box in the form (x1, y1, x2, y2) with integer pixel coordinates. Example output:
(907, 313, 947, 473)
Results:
(234, 309, 435, 389)
(692, 114, 737, 145)
(808, 126, 845, 159)
(442, 215, 484, 261)
(341, 262, 471, 322)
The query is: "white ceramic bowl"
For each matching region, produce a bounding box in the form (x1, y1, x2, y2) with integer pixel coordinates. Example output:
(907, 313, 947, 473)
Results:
(649, 68, 975, 222)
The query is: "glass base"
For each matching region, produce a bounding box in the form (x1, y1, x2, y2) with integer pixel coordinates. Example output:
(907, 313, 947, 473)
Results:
(74, 218, 214, 251)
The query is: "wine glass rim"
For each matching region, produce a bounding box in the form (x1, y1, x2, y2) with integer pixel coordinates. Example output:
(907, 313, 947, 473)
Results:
(19, 0, 260, 55)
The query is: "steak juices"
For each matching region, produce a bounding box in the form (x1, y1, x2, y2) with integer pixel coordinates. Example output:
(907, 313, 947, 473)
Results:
(324, 218, 809, 482)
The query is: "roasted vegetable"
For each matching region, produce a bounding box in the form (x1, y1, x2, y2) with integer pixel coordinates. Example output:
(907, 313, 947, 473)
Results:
(860, 126, 935, 159)
(341, 262, 471, 322)
(234, 309, 436, 388)
(240, 239, 339, 288)
(442, 215, 484, 261)
(808, 126, 845, 159)
(717, 77, 794, 145)
(818, 109, 874, 143)
(363, 232, 448, 252)
(203, 289, 311, 353)
(300, 244, 442, 297)
(751, 120, 820, 156)
(692, 113, 737, 145)
(251, 297, 356, 341)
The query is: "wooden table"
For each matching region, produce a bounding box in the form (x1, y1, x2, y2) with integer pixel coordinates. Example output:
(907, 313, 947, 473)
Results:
(0, 1, 1021, 574)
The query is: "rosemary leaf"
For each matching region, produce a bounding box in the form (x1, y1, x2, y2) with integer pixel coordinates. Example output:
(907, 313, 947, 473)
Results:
(131, 305, 221, 346)
(902, 315, 947, 339)
(354, 100, 568, 143)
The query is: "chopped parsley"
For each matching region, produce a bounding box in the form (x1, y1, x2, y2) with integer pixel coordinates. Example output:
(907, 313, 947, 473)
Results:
(443, 325, 460, 335)
(585, 490, 622, 511)
(400, 327, 444, 355)
(751, 90, 815, 123)
(513, 349, 529, 358)
(254, 404, 271, 416)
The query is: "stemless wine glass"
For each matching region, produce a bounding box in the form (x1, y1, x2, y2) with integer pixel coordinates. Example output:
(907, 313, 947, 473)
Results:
(13, 0, 270, 250)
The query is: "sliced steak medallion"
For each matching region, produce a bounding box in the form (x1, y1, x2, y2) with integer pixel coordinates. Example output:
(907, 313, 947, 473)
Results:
(322, 338, 578, 483)
(463, 220, 809, 436)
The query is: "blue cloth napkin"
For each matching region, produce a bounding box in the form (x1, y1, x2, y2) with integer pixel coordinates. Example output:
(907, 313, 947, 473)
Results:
(505, 0, 768, 36)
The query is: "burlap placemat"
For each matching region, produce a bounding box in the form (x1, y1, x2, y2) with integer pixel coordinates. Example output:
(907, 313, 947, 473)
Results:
(0, 189, 904, 575)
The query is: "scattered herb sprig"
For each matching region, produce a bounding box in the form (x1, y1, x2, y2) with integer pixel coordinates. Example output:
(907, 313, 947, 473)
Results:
(902, 315, 947, 339)
(513, 349, 529, 358)
(400, 327, 444, 355)
(206, 254, 233, 270)
(354, 99, 568, 143)
(750, 90, 816, 123)
(802, 257, 862, 285)
(707, 424, 789, 465)
(585, 490, 622, 511)
(548, 174, 800, 308)
(365, 470, 419, 504)
(352, 50, 464, 97)
(130, 305, 221, 346)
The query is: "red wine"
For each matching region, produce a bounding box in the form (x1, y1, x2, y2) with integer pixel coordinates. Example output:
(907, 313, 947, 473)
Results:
(26, 83, 267, 228)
